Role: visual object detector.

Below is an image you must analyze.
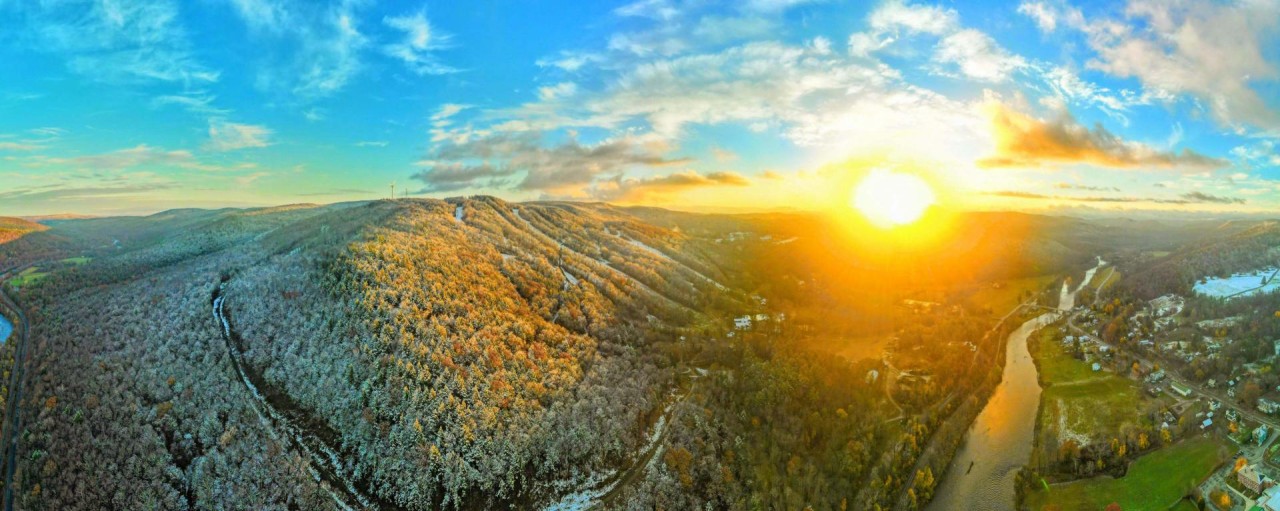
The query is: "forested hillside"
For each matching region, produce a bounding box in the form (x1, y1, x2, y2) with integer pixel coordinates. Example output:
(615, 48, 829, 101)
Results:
(1115, 221, 1280, 299)
(1, 198, 1203, 510)
(1, 198, 759, 509)
(0, 218, 46, 246)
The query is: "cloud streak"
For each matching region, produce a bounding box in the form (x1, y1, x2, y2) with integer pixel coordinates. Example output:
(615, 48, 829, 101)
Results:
(979, 104, 1226, 170)
(985, 190, 1244, 205)
(590, 170, 750, 201)
(207, 121, 273, 151)
(413, 133, 692, 194)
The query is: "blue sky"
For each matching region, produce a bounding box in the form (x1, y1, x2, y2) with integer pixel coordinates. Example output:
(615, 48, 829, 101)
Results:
(1, 0, 1278, 216)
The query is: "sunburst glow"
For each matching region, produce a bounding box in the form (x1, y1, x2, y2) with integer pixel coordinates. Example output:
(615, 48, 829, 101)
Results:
(852, 169, 936, 227)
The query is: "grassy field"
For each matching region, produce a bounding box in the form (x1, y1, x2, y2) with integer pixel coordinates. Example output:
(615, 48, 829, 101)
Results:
(1033, 328, 1148, 444)
(829, 334, 893, 362)
(1026, 436, 1230, 511)
(9, 267, 47, 288)
(1091, 267, 1121, 293)
(963, 274, 1057, 316)
(61, 256, 91, 265)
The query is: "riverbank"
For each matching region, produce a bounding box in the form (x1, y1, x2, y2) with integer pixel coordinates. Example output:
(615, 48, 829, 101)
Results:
(1024, 436, 1230, 511)
(926, 258, 1105, 510)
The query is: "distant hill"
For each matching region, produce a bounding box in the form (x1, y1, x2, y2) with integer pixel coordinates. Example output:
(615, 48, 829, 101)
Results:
(0, 216, 47, 245)
(1115, 219, 1280, 299)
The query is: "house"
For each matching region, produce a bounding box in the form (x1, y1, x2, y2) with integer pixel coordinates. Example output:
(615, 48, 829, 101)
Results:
(1260, 398, 1280, 414)
(1256, 425, 1270, 445)
(733, 316, 752, 329)
(1227, 409, 1240, 422)
(1241, 463, 1266, 493)
(1201, 418, 1214, 430)
(1171, 382, 1192, 397)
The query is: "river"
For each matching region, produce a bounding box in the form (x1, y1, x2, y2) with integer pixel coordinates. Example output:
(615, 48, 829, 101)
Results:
(926, 257, 1104, 510)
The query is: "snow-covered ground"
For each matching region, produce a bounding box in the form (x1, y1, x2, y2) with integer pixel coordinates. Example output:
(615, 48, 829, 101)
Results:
(1194, 268, 1280, 298)
(1196, 316, 1243, 329)
(1149, 294, 1185, 318)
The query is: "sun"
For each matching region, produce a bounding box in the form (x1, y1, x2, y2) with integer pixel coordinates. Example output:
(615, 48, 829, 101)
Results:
(851, 169, 937, 227)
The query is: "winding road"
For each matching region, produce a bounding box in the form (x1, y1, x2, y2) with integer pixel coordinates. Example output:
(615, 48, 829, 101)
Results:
(0, 266, 35, 511)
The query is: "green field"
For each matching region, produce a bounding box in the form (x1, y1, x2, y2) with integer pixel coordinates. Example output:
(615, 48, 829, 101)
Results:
(9, 267, 47, 288)
(61, 256, 91, 265)
(1034, 328, 1147, 443)
(964, 274, 1057, 316)
(1091, 268, 1121, 293)
(1026, 436, 1230, 511)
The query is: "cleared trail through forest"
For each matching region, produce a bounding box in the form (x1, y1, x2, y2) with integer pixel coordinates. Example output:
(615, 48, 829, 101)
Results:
(213, 283, 388, 511)
(543, 375, 697, 510)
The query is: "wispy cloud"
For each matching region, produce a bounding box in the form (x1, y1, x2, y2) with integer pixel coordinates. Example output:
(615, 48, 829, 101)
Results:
(207, 121, 273, 151)
(7, 0, 217, 85)
(850, 1, 1025, 83)
(222, 0, 369, 99)
(382, 11, 456, 76)
(152, 93, 231, 115)
(412, 132, 692, 194)
(590, 170, 750, 201)
(984, 189, 1244, 205)
(0, 142, 44, 152)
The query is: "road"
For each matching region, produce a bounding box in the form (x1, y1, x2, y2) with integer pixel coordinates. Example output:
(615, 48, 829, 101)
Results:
(1064, 306, 1280, 433)
(0, 266, 35, 511)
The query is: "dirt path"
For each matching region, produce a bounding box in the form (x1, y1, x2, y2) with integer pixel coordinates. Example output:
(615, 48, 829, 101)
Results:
(214, 285, 384, 510)
(544, 377, 697, 510)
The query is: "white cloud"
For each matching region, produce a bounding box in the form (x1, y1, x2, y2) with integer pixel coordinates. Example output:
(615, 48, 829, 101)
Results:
(432, 103, 469, 121)
(1016, 1, 1084, 33)
(207, 121, 273, 151)
(1040, 0, 1280, 131)
(933, 29, 1025, 82)
(537, 82, 578, 101)
(7, 0, 217, 85)
(382, 11, 456, 76)
(692, 16, 776, 44)
(35, 144, 234, 172)
(868, 1, 958, 36)
(222, 0, 369, 99)
(852, 1, 1026, 82)
(0, 142, 43, 152)
(151, 93, 230, 115)
(614, 0, 681, 21)
(471, 39, 986, 164)
(536, 51, 605, 72)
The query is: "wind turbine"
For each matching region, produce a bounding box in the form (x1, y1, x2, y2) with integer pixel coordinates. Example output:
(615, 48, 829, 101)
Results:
(390, 181, 396, 200)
